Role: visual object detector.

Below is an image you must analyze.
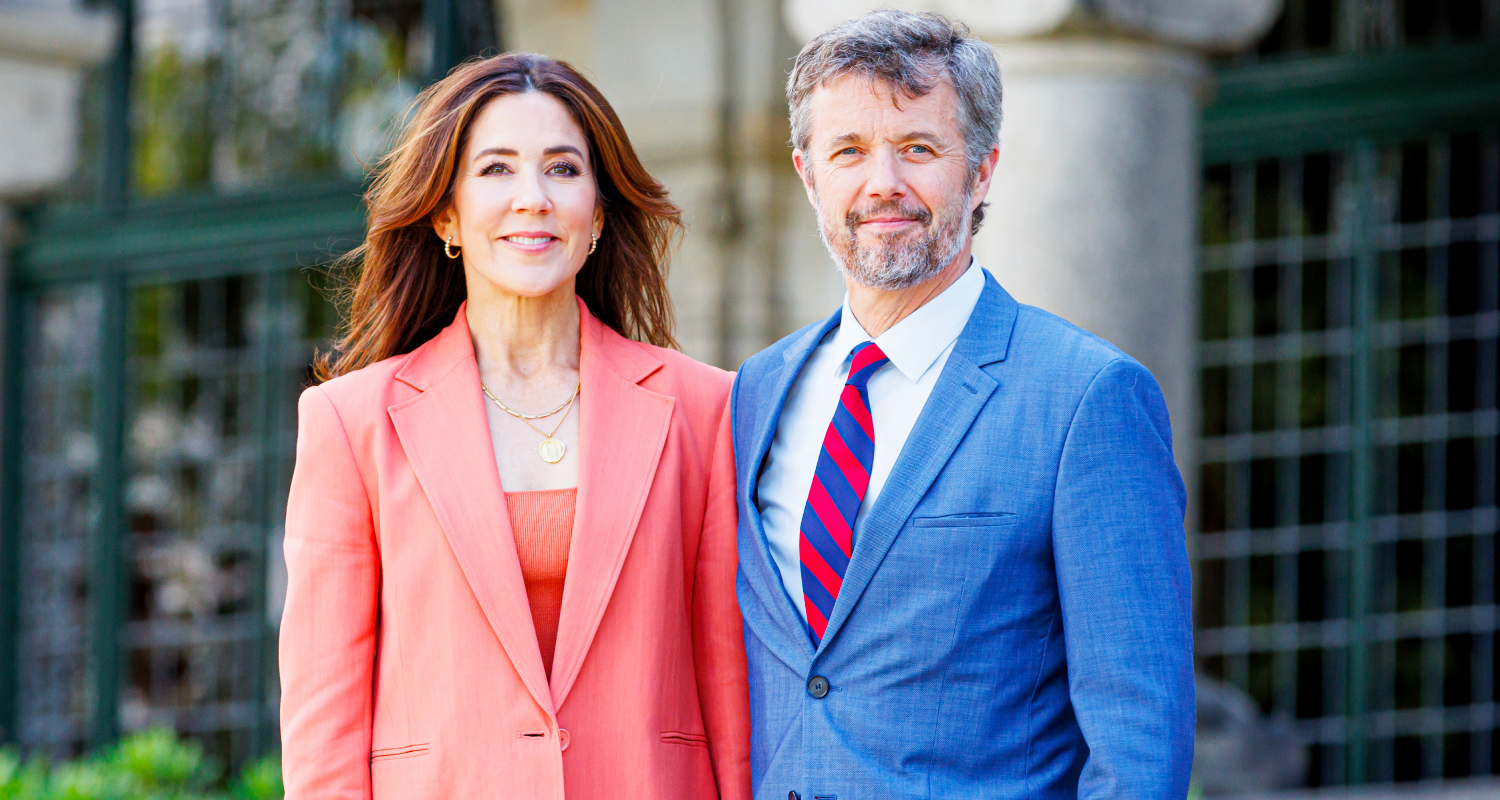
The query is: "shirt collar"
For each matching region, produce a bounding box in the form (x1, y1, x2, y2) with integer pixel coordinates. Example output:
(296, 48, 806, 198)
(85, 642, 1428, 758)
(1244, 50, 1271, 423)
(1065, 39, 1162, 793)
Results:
(830, 259, 986, 383)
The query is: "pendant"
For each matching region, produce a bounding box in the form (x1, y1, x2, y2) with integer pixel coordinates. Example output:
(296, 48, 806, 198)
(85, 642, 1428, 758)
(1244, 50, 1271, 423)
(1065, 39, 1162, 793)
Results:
(538, 438, 566, 464)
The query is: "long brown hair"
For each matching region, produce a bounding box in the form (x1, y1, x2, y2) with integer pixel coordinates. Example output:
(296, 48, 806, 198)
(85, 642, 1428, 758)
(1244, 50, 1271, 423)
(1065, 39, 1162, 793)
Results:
(315, 52, 681, 381)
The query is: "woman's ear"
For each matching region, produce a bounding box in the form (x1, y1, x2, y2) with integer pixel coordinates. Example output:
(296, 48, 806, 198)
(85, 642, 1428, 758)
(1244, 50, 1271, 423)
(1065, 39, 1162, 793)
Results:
(432, 204, 458, 247)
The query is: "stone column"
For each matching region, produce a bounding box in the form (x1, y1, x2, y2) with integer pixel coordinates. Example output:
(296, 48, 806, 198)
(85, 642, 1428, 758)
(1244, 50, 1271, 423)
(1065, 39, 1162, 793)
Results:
(782, 0, 1280, 516)
(0, 2, 116, 199)
(0, 0, 116, 254)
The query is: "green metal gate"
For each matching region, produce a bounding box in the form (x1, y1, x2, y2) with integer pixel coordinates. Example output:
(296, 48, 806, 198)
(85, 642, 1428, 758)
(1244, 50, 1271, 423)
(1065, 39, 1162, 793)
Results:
(4, 186, 358, 764)
(1196, 0, 1500, 786)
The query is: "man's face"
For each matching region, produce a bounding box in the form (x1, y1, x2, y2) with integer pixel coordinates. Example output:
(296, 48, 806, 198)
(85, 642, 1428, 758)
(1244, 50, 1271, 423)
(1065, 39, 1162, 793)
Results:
(793, 74, 994, 291)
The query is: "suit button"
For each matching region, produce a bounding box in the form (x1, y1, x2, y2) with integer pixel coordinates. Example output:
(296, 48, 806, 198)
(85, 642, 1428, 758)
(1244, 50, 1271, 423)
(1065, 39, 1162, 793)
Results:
(807, 675, 829, 698)
(788, 793, 800, 800)
(558, 729, 570, 751)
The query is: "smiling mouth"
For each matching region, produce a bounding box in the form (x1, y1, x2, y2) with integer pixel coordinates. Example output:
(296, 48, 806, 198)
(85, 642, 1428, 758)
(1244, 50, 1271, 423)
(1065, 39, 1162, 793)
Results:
(846, 202, 933, 230)
(503, 235, 557, 245)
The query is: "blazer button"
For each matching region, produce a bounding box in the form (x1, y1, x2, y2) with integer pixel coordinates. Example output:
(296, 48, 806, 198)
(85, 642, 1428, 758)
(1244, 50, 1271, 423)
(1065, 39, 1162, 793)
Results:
(558, 729, 570, 751)
(788, 792, 800, 800)
(807, 675, 829, 699)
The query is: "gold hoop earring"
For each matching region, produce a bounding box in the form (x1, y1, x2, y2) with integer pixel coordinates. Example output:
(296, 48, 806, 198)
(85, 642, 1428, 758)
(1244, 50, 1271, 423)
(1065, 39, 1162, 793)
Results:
(444, 236, 460, 259)
(588, 233, 598, 255)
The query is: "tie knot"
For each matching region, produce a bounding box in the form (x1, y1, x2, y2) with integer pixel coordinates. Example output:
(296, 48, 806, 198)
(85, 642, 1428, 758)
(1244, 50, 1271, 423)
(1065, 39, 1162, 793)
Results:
(846, 342, 889, 387)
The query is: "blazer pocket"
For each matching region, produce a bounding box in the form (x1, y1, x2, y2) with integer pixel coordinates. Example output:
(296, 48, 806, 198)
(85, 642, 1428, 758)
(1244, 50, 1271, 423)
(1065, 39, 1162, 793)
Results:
(911, 512, 1018, 528)
(370, 743, 430, 762)
(660, 731, 709, 748)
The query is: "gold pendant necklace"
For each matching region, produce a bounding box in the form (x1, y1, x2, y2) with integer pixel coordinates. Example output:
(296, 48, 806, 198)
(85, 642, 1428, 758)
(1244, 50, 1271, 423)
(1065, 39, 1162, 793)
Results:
(481, 380, 580, 464)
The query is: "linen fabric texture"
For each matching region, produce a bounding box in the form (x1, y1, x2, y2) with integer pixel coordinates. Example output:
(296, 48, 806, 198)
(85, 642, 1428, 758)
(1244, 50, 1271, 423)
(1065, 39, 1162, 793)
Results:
(279, 301, 751, 800)
(731, 272, 1195, 799)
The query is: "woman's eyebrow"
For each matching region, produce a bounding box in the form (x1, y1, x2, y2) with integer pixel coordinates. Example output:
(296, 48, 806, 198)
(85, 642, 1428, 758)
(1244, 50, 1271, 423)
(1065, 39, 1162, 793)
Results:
(472, 145, 584, 159)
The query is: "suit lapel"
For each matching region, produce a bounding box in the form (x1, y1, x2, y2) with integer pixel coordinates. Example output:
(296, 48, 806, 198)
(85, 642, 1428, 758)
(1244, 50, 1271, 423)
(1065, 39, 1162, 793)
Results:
(815, 275, 1020, 654)
(738, 313, 841, 659)
(548, 305, 673, 708)
(387, 306, 553, 716)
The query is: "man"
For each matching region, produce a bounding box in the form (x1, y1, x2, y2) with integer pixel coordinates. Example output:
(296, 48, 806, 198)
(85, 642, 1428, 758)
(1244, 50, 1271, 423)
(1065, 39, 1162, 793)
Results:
(730, 10, 1194, 799)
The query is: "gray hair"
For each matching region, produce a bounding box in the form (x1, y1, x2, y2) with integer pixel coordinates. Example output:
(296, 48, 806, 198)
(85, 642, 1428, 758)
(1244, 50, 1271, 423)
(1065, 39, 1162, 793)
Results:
(788, 10, 1002, 194)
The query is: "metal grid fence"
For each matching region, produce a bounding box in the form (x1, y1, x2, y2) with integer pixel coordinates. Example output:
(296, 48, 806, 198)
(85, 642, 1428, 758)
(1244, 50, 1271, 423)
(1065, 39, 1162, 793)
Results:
(16, 286, 104, 756)
(12, 269, 332, 765)
(1196, 131, 1500, 784)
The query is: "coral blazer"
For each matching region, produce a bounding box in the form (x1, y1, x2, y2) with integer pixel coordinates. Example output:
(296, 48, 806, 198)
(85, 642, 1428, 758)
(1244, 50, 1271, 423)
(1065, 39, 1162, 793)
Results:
(279, 301, 751, 800)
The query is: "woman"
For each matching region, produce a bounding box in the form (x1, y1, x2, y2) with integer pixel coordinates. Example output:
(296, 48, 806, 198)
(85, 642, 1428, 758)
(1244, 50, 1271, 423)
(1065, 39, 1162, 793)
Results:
(279, 53, 749, 799)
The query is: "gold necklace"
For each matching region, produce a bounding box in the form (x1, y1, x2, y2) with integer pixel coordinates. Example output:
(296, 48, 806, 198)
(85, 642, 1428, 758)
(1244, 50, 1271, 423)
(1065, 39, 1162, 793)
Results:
(481, 380, 579, 419)
(481, 380, 580, 464)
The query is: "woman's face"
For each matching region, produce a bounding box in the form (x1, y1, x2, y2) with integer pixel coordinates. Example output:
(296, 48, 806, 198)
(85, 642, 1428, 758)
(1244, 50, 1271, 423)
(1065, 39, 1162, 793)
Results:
(434, 91, 603, 301)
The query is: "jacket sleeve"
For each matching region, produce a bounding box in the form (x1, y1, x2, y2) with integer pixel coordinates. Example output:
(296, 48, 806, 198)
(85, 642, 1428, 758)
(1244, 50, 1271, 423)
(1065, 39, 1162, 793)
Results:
(693, 387, 753, 800)
(280, 386, 380, 800)
(1052, 358, 1196, 799)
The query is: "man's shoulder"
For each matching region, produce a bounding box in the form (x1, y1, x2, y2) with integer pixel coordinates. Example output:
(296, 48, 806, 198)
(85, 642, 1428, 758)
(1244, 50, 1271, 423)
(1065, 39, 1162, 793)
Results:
(1005, 302, 1152, 388)
(736, 314, 834, 388)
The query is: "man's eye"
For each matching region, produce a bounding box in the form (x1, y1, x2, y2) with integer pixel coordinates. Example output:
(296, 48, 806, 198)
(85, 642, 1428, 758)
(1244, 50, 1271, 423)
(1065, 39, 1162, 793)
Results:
(909, 145, 932, 155)
(837, 147, 859, 157)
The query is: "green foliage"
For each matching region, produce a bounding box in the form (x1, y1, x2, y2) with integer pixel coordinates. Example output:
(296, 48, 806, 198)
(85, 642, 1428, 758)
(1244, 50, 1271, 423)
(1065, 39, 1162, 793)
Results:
(228, 757, 281, 800)
(0, 731, 281, 800)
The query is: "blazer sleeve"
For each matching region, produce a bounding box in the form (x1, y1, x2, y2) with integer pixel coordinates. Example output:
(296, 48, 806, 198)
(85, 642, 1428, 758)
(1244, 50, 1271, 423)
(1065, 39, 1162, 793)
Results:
(280, 386, 380, 800)
(1051, 358, 1196, 799)
(693, 390, 753, 800)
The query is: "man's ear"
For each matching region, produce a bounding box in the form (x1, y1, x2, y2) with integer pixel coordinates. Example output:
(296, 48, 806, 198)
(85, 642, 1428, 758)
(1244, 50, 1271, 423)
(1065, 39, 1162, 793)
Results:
(792, 149, 818, 207)
(970, 144, 1000, 210)
(432, 203, 458, 248)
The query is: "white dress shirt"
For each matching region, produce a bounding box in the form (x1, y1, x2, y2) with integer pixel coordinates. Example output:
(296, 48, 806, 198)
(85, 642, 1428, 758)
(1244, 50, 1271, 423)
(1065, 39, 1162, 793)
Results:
(755, 261, 986, 619)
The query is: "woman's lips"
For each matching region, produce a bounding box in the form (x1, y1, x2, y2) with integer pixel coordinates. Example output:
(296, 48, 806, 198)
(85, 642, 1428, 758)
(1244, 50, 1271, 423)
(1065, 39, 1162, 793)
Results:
(499, 233, 560, 254)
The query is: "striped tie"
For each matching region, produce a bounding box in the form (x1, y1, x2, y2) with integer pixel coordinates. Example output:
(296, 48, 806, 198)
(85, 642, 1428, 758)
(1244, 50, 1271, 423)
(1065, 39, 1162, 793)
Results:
(799, 341, 889, 644)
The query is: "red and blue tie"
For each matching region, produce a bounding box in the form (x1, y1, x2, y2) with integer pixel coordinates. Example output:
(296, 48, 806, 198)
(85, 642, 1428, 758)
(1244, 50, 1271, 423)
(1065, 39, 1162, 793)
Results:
(799, 341, 890, 644)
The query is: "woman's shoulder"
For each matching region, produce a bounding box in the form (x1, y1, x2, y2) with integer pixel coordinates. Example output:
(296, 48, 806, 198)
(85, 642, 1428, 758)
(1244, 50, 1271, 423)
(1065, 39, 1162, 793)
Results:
(635, 342, 733, 402)
(300, 347, 422, 426)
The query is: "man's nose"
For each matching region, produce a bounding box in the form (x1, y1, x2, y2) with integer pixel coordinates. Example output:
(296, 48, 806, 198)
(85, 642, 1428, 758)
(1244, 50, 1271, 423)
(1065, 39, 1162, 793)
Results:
(863, 148, 907, 199)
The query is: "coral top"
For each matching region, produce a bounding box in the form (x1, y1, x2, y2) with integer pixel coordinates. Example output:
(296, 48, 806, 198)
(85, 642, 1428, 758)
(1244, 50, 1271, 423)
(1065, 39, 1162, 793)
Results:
(505, 488, 577, 678)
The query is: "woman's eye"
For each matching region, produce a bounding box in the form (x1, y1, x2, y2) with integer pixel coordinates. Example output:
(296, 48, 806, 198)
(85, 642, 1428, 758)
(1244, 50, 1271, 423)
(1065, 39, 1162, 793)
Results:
(480, 162, 510, 175)
(548, 162, 580, 176)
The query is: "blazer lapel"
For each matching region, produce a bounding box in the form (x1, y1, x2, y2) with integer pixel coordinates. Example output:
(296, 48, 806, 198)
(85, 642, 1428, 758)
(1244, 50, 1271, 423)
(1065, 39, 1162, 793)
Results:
(816, 274, 1020, 654)
(386, 304, 554, 717)
(548, 303, 674, 708)
(738, 312, 841, 659)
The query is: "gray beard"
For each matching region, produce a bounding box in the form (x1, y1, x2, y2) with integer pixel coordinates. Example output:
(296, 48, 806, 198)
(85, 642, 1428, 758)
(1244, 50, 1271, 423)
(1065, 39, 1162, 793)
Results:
(815, 190, 971, 291)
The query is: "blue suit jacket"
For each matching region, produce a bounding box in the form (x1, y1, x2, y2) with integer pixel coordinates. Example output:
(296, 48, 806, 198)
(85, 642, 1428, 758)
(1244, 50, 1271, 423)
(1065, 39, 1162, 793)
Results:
(730, 273, 1195, 799)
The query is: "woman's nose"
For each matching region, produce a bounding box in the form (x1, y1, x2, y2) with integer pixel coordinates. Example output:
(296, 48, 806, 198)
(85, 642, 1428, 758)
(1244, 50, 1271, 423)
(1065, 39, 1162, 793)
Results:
(512, 169, 554, 213)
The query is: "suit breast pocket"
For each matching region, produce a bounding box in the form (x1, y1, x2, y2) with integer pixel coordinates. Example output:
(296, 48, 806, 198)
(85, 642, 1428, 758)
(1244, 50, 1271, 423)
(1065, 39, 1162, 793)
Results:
(859, 511, 1039, 663)
(896, 511, 1034, 582)
(910, 511, 1018, 528)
